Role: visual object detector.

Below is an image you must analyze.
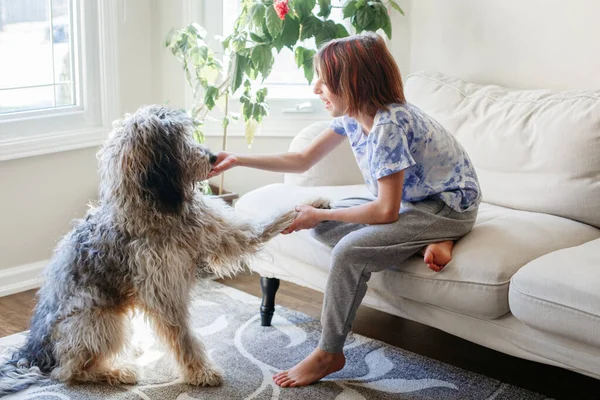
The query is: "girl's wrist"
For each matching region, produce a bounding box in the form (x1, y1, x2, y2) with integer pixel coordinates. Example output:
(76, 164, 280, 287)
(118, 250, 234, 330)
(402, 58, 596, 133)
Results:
(231, 153, 242, 167)
(317, 208, 333, 221)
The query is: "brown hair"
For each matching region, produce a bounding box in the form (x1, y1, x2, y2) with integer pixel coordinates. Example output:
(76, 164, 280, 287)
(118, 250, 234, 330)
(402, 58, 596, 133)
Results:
(315, 33, 405, 117)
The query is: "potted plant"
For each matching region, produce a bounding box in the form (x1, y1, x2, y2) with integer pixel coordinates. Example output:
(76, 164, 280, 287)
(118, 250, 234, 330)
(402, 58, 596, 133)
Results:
(165, 0, 404, 200)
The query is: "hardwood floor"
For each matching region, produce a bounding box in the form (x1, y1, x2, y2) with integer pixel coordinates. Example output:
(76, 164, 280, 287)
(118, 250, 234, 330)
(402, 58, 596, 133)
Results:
(0, 288, 37, 337)
(1, 274, 599, 399)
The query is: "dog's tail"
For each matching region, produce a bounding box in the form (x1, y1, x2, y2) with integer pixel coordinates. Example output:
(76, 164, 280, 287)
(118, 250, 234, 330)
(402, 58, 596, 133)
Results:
(0, 357, 49, 396)
(0, 304, 57, 395)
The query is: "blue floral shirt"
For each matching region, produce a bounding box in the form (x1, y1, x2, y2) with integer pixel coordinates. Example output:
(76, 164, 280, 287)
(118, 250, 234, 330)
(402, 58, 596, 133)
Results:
(331, 103, 481, 212)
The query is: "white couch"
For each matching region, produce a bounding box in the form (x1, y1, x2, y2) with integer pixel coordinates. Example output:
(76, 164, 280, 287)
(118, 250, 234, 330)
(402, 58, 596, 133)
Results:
(235, 71, 600, 379)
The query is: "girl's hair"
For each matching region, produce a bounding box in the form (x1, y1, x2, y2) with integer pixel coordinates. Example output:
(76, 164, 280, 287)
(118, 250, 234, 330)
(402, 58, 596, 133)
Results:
(315, 33, 405, 117)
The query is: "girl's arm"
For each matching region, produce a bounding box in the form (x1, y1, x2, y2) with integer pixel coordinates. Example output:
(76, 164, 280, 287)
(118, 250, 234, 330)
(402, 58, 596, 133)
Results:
(207, 128, 345, 178)
(282, 170, 404, 234)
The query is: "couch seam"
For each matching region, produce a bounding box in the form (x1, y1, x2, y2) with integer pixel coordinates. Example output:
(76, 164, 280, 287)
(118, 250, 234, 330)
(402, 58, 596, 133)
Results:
(510, 281, 600, 320)
(406, 72, 600, 103)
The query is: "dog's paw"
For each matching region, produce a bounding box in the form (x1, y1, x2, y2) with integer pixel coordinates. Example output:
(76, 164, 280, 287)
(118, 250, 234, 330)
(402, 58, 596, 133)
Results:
(106, 366, 138, 385)
(185, 365, 224, 387)
(308, 197, 332, 209)
(272, 209, 297, 228)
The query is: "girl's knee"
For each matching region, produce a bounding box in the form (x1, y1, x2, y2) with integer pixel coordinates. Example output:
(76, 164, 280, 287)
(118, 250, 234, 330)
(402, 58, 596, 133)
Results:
(310, 220, 343, 246)
(330, 234, 364, 265)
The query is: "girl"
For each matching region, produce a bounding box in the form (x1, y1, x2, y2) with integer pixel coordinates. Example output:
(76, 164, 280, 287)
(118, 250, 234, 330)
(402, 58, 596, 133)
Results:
(208, 33, 481, 387)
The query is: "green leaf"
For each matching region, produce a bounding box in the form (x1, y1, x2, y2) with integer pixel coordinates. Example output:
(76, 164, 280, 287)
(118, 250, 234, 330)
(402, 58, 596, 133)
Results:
(275, 17, 300, 50)
(231, 53, 249, 93)
(249, 3, 267, 28)
(355, 3, 375, 31)
(300, 15, 323, 40)
(335, 23, 349, 38)
(221, 35, 231, 49)
(364, 2, 389, 32)
(265, 5, 284, 38)
(342, 0, 357, 18)
(295, 0, 316, 21)
(203, 85, 219, 110)
(229, 32, 248, 52)
(295, 46, 316, 82)
(193, 123, 205, 144)
(381, 8, 392, 38)
(317, 0, 332, 18)
(251, 45, 274, 78)
(255, 102, 269, 121)
(303, 58, 315, 83)
(260, 18, 274, 42)
(222, 115, 231, 129)
(175, 35, 190, 53)
(256, 87, 268, 103)
(242, 101, 253, 120)
(294, 46, 306, 67)
(315, 19, 338, 45)
(190, 46, 209, 65)
(247, 67, 259, 80)
(389, 0, 405, 15)
(188, 23, 207, 39)
(245, 118, 260, 147)
(250, 32, 268, 43)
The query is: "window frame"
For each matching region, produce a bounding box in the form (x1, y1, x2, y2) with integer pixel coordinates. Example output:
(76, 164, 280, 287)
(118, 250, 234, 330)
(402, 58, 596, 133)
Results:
(196, 0, 332, 139)
(0, 0, 120, 161)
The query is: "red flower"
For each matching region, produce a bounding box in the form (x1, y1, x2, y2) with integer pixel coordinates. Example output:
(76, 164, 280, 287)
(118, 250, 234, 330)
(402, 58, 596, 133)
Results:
(274, 0, 289, 20)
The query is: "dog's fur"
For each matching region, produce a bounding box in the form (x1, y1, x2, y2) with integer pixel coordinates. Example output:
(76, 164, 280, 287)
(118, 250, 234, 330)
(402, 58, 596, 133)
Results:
(0, 105, 326, 395)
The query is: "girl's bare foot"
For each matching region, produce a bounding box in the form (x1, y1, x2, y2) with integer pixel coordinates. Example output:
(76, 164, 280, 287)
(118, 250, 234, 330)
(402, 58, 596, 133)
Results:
(273, 348, 345, 387)
(422, 240, 454, 272)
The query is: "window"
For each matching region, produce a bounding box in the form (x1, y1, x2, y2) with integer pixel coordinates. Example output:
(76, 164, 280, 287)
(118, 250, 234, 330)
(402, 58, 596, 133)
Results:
(200, 0, 349, 137)
(0, 0, 76, 115)
(0, 0, 119, 161)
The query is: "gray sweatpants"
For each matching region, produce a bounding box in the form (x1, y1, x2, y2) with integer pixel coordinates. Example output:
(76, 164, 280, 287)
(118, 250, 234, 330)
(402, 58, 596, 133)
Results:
(310, 195, 478, 353)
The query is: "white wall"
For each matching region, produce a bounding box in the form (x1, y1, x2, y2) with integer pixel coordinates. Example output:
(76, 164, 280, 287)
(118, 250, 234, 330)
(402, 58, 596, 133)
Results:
(0, 0, 154, 275)
(409, 0, 600, 90)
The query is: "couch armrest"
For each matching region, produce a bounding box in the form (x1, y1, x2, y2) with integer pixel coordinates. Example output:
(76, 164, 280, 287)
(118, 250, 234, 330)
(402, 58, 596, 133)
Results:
(284, 121, 364, 187)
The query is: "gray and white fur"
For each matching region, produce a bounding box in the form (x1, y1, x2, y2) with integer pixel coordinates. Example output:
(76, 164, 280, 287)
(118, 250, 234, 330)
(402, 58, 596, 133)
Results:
(0, 105, 323, 395)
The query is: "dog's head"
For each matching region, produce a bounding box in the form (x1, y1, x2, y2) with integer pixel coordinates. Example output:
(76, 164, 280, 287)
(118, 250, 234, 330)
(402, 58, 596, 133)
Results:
(98, 105, 217, 214)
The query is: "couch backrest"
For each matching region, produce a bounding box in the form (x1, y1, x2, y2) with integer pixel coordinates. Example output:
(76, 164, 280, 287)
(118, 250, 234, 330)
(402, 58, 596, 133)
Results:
(284, 121, 364, 187)
(405, 71, 600, 228)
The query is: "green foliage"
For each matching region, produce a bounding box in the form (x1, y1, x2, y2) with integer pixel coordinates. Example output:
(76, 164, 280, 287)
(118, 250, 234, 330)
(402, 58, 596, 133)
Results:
(165, 0, 404, 146)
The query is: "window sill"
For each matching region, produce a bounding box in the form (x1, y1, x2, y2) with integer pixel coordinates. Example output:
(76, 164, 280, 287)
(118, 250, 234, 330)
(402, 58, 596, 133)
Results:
(0, 127, 108, 161)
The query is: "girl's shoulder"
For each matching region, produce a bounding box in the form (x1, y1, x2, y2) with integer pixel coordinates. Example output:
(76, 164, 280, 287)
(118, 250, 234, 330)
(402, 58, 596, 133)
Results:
(375, 103, 415, 128)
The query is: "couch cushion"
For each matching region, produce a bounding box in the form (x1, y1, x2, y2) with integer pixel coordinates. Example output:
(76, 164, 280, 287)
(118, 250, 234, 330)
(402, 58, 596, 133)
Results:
(237, 184, 600, 319)
(405, 71, 600, 228)
(283, 121, 364, 187)
(509, 238, 600, 347)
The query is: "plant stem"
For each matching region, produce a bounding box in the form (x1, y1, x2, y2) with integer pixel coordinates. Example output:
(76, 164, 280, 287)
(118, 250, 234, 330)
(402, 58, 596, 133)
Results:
(219, 91, 230, 196)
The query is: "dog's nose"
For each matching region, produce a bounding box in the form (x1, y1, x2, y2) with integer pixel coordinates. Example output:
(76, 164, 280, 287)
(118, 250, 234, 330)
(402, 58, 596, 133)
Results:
(209, 154, 218, 164)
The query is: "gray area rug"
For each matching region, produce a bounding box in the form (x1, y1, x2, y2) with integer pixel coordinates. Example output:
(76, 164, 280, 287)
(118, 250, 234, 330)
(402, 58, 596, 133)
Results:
(0, 279, 551, 399)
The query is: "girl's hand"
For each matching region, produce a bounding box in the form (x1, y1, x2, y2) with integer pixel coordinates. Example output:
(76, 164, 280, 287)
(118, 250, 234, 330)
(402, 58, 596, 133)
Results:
(208, 151, 238, 178)
(282, 205, 325, 234)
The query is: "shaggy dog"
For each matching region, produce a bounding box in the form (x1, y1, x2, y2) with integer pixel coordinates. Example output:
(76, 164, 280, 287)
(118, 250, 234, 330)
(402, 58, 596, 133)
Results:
(0, 105, 323, 395)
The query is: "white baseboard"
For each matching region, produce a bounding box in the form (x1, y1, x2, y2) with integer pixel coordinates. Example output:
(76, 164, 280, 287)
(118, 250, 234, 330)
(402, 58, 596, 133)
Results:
(0, 260, 47, 298)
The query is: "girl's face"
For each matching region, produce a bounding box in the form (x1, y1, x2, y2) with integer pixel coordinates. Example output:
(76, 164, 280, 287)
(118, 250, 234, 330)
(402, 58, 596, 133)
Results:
(313, 77, 346, 117)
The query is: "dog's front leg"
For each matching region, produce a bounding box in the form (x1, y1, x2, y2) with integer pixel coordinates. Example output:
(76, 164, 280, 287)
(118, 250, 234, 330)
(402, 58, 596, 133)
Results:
(255, 197, 331, 243)
(202, 197, 329, 276)
(143, 303, 223, 386)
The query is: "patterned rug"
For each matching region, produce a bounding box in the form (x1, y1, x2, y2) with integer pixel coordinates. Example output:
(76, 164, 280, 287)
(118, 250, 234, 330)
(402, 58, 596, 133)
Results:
(0, 279, 551, 399)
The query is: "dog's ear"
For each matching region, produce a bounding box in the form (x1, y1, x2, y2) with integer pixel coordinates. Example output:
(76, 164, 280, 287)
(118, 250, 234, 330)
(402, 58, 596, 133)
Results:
(141, 120, 186, 214)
